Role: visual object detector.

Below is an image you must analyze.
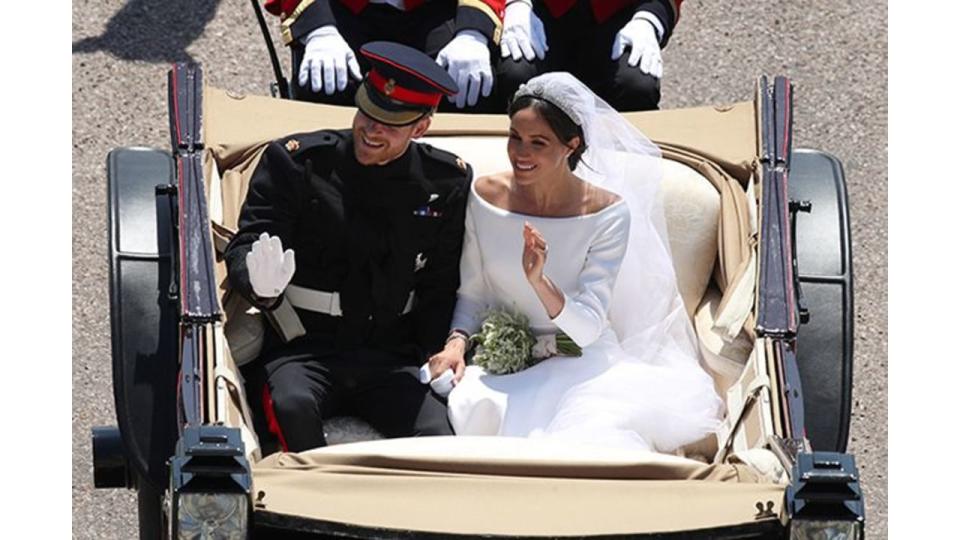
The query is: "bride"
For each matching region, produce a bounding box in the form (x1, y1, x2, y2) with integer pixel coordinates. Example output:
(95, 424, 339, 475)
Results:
(424, 72, 723, 452)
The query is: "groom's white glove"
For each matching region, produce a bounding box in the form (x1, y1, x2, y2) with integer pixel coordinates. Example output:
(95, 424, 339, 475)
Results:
(501, 0, 548, 61)
(610, 15, 663, 78)
(419, 364, 456, 396)
(246, 233, 296, 299)
(436, 30, 494, 108)
(299, 25, 363, 95)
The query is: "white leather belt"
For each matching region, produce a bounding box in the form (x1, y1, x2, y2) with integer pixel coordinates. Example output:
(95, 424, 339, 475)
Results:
(285, 285, 415, 317)
(286, 284, 343, 316)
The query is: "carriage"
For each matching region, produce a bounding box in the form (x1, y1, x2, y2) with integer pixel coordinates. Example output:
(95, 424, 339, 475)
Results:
(91, 62, 862, 538)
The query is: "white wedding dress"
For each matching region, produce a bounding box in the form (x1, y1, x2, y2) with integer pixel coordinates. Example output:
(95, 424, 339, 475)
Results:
(447, 183, 723, 452)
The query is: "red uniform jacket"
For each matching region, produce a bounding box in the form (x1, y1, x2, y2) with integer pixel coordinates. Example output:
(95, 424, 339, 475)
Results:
(266, 0, 505, 46)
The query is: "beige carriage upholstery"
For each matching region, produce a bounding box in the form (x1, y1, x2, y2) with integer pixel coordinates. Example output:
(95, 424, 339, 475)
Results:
(250, 437, 785, 535)
(202, 87, 758, 350)
(200, 87, 760, 466)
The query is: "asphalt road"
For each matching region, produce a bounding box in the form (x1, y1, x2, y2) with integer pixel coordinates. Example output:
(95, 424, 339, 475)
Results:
(72, 1, 887, 537)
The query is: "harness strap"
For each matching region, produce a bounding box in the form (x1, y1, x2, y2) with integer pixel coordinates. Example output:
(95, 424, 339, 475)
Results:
(265, 295, 307, 342)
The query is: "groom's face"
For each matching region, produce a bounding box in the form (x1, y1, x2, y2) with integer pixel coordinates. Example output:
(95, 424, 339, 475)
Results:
(352, 110, 431, 166)
(507, 108, 576, 184)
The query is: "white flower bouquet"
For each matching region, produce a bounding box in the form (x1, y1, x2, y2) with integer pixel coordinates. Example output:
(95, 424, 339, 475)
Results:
(471, 307, 582, 375)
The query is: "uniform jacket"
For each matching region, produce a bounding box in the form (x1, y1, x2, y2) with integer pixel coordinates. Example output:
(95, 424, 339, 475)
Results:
(224, 129, 471, 361)
(540, 0, 682, 46)
(266, 0, 506, 46)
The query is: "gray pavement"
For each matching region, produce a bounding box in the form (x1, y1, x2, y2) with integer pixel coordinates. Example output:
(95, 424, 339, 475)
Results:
(72, 1, 887, 537)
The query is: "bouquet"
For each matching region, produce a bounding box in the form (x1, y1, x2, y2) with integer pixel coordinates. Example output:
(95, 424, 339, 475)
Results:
(471, 307, 582, 375)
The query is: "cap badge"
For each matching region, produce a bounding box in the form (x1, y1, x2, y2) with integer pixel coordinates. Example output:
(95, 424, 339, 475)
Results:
(285, 139, 300, 152)
(384, 78, 397, 96)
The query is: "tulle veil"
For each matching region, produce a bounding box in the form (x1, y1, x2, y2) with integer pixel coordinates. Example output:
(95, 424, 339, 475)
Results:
(515, 73, 703, 370)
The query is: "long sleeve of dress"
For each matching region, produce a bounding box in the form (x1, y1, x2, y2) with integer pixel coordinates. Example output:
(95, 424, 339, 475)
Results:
(449, 198, 489, 335)
(550, 207, 631, 348)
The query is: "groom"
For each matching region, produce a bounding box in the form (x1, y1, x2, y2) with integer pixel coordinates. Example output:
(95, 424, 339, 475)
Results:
(224, 42, 472, 452)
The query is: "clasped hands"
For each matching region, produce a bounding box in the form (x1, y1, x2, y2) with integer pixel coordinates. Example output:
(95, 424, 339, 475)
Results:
(423, 222, 551, 392)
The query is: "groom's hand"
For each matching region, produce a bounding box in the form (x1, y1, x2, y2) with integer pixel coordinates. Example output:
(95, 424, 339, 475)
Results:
(246, 232, 296, 298)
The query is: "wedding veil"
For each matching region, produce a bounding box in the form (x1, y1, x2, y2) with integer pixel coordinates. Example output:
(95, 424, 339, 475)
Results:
(514, 73, 704, 369)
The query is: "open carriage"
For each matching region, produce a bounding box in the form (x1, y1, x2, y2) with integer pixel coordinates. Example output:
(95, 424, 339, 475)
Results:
(91, 63, 861, 539)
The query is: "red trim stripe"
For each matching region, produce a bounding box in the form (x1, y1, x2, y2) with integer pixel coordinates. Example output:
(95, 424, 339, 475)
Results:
(171, 65, 182, 148)
(172, 65, 187, 314)
(262, 384, 290, 452)
(781, 82, 795, 329)
(782, 83, 792, 160)
(368, 70, 442, 107)
(361, 50, 454, 95)
(782, 171, 796, 330)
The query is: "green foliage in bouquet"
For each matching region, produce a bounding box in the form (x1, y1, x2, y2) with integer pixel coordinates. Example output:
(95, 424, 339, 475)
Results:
(471, 308, 536, 375)
(471, 308, 583, 375)
(554, 333, 583, 357)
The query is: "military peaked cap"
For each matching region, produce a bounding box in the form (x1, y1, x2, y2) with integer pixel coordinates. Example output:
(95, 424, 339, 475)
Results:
(355, 41, 458, 126)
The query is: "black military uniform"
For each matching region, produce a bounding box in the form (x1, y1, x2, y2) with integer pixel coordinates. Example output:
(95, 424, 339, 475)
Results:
(224, 42, 470, 452)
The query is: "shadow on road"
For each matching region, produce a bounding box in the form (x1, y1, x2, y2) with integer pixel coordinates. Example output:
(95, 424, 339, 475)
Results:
(73, 0, 223, 63)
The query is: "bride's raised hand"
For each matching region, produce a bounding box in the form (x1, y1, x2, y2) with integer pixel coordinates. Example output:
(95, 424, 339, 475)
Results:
(523, 222, 565, 318)
(522, 221, 548, 283)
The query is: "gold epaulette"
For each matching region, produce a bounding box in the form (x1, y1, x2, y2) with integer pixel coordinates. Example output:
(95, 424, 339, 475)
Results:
(280, 0, 316, 46)
(459, 0, 504, 44)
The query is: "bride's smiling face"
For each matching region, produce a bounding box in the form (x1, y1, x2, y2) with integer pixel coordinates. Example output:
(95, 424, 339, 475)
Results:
(507, 107, 578, 184)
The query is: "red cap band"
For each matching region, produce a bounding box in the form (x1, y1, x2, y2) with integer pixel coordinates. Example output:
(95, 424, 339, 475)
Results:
(369, 70, 442, 108)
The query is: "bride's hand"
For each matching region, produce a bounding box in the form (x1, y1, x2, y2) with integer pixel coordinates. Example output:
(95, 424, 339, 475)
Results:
(427, 338, 467, 382)
(522, 221, 548, 283)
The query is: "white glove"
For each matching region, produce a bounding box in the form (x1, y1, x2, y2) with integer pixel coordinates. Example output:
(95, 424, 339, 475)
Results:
(500, 1, 548, 61)
(436, 30, 494, 109)
(610, 17, 663, 78)
(419, 363, 456, 396)
(245, 233, 296, 299)
(299, 25, 363, 95)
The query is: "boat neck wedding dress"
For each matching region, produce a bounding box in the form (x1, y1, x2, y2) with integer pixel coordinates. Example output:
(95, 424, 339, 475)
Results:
(446, 183, 723, 452)
(445, 72, 723, 453)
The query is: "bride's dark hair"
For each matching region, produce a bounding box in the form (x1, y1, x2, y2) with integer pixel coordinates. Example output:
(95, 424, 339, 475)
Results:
(508, 95, 587, 170)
